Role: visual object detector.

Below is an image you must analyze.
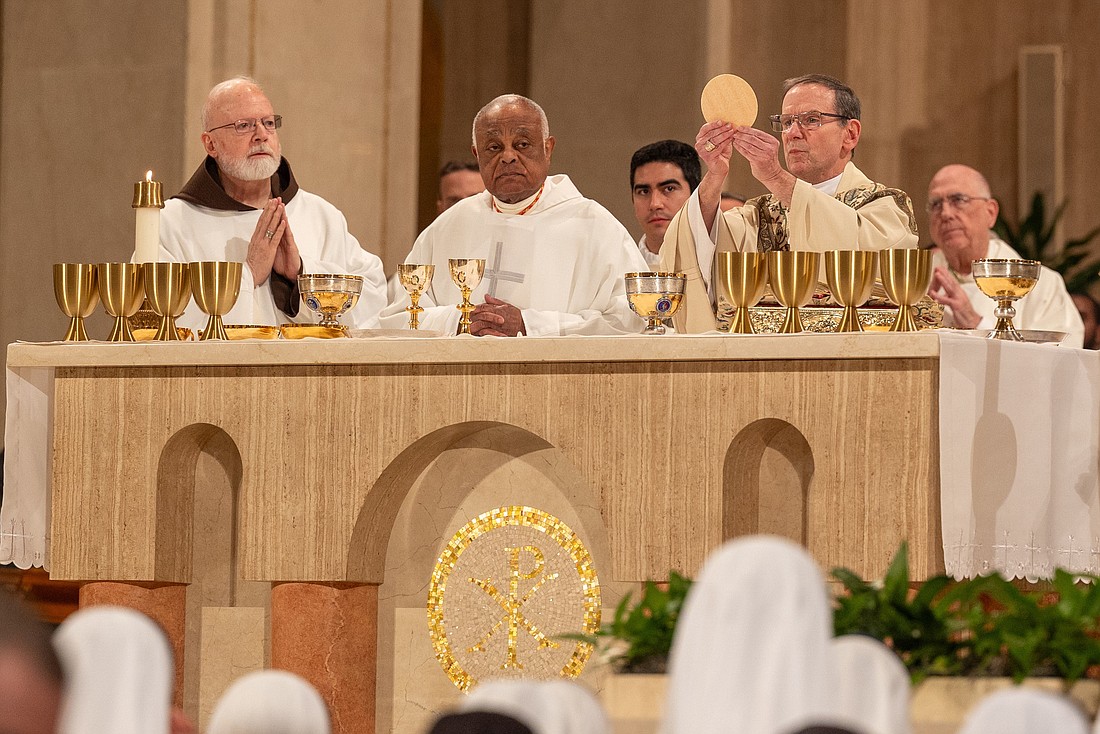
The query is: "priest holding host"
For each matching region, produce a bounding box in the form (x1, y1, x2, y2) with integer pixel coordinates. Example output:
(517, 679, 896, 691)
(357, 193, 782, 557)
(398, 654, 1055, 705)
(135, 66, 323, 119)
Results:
(660, 74, 919, 332)
(379, 94, 648, 336)
(925, 164, 1083, 347)
(159, 76, 387, 330)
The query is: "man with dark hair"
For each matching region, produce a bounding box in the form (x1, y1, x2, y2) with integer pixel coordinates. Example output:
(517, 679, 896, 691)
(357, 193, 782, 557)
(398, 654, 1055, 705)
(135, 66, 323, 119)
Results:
(661, 74, 919, 332)
(630, 140, 701, 268)
(437, 160, 484, 214)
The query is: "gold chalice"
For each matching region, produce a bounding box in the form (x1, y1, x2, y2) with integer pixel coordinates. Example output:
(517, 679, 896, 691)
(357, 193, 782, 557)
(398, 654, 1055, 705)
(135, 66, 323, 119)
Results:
(825, 250, 877, 332)
(766, 251, 820, 333)
(879, 248, 933, 332)
(53, 263, 99, 342)
(972, 258, 1041, 341)
(716, 252, 767, 334)
(398, 263, 435, 330)
(449, 258, 485, 335)
(624, 271, 686, 335)
(97, 262, 145, 342)
(299, 273, 363, 330)
(142, 262, 191, 341)
(190, 261, 242, 341)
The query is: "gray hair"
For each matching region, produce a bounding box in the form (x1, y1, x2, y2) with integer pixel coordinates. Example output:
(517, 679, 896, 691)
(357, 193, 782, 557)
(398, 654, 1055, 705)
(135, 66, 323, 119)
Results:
(201, 76, 266, 131)
(471, 94, 550, 149)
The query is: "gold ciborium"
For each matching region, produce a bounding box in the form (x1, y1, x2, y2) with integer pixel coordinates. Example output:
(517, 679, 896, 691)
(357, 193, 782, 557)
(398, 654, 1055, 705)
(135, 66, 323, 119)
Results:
(879, 248, 933, 332)
(142, 262, 192, 341)
(299, 273, 363, 331)
(825, 250, 877, 332)
(716, 252, 767, 334)
(53, 263, 99, 342)
(766, 251, 820, 333)
(97, 262, 145, 342)
(398, 263, 435, 330)
(449, 258, 485, 335)
(972, 258, 1041, 341)
(624, 271, 686, 335)
(190, 261, 242, 341)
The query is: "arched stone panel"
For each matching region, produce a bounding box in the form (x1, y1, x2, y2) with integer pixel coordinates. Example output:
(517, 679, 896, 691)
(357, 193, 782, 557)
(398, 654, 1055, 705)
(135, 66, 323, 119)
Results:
(724, 418, 815, 545)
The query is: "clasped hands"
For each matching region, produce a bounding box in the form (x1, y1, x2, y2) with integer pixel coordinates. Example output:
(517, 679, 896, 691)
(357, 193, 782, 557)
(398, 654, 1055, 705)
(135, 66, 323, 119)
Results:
(928, 266, 982, 329)
(468, 294, 526, 337)
(247, 197, 301, 285)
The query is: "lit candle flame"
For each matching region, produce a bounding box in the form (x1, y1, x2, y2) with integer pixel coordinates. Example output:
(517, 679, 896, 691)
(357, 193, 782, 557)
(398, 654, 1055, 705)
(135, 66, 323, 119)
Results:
(145, 170, 153, 182)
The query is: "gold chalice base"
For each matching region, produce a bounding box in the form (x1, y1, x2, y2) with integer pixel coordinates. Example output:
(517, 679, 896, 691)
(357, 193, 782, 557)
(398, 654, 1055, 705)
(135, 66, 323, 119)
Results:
(279, 324, 347, 340)
(717, 300, 943, 334)
(133, 327, 194, 342)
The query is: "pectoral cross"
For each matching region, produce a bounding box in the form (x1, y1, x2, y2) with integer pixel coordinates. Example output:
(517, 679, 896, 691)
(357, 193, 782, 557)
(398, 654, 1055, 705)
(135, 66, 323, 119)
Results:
(485, 240, 525, 298)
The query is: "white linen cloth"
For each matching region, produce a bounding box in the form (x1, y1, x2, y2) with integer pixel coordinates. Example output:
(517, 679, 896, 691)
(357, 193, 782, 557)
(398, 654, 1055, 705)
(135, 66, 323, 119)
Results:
(53, 606, 174, 734)
(1, 365, 52, 568)
(828, 635, 912, 734)
(460, 679, 610, 734)
(938, 332, 1100, 580)
(206, 670, 330, 734)
(664, 535, 834, 734)
(378, 174, 648, 336)
(956, 688, 1088, 734)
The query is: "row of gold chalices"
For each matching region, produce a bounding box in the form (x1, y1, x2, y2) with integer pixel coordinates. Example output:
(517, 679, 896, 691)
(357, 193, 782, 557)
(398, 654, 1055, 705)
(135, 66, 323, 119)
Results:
(53, 261, 241, 342)
(715, 248, 932, 334)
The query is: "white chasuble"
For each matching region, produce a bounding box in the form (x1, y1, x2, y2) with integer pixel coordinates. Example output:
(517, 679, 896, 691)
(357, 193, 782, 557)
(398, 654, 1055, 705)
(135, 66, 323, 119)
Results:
(380, 174, 648, 336)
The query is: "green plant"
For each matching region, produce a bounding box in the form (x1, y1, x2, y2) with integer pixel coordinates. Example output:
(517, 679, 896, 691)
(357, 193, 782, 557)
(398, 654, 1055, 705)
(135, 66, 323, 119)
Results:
(994, 191, 1100, 293)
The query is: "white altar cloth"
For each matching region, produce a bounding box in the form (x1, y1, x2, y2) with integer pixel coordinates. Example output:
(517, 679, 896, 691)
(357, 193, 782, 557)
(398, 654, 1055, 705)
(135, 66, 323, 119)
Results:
(3, 333, 1099, 579)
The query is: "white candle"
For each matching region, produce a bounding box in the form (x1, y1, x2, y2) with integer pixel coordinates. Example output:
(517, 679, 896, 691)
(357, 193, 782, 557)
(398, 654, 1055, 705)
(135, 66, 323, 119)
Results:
(133, 170, 163, 263)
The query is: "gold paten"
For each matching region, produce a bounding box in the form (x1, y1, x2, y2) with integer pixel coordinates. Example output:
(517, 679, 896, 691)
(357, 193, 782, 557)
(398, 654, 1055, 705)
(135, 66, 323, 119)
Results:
(224, 325, 279, 340)
(190, 261, 242, 341)
(398, 263, 435, 330)
(971, 258, 1041, 341)
(624, 271, 686, 335)
(716, 252, 767, 334)
(142, 262, 191, 341)
(449, 259, 485, 335)
(278, 323, 346, 339)
(427, 506, 601, 692)
(825, 250, 878, 332)
(766, 251, 820, 333)
(880, 249, 933, 332)
(53, 263, 99, 342)
(97, 262, 145, 342)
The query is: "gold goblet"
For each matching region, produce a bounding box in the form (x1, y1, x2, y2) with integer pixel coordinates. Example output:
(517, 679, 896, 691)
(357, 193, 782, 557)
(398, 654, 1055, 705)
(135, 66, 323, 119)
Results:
(879, 248, 933, 332)
(97, 263, 145, 342)
(189, 261, 242, 341)
(398, 263, 435, 330)
(624, 271, 686, 334)
(299, 274, 363, 330)
(716, 252, 767, 334)
(142, 262, 192, 341)
(972, 258, 1041, 341)
(825, 250, 877, 332)
(53, 263, 99, 342)
(766, 251, 820, 333)
(449, 258, 485, 335)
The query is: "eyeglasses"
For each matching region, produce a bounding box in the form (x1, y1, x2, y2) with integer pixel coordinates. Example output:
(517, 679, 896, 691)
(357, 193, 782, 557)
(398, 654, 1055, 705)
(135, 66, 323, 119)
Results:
(206, 115, 283, 135)
(769, 111, 851, 133)
(926, 193, 992, 214)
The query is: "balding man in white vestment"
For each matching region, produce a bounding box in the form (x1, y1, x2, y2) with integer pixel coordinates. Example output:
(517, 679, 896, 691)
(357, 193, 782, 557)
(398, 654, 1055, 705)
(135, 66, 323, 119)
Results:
(380, 94, 647, 336)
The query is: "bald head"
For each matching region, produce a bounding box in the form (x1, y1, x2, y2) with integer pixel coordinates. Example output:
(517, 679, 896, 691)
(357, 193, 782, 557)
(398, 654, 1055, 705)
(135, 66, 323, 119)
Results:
(201, 76, 268, 131)
(471, 95, 549, 149)
(929, 164, 992, 199)
(927, 163, 1000, 272)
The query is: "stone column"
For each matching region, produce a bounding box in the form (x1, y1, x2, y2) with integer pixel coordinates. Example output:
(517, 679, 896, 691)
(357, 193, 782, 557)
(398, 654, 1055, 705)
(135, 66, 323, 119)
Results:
(79, 581, 188, 705)
(271, 582, 378, 734)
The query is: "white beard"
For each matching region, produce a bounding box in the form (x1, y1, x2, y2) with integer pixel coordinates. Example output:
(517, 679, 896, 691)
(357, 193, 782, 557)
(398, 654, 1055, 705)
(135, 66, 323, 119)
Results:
(219, 148, 280, 181)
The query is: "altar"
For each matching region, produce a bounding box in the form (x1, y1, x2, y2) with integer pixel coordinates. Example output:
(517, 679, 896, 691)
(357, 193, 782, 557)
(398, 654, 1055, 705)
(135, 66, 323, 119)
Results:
(3, 331, 1098, 732)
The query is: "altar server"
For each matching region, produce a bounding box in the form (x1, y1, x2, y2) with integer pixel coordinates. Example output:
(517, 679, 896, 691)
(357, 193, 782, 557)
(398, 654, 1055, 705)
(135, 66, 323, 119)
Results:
(829, 635, 912, 734)
(957, 688, 1088, 734)
(664, 535, 834, 734)
(379, 94, 647, 336)
(428, 679, 609, 734)
(160, 76, 386, 330)
(661, 74, 919, 332)
(925, 164, 1083, 347)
